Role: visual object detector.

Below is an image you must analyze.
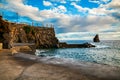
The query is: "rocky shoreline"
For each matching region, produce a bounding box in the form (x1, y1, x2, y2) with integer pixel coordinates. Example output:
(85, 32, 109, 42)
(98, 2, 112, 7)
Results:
(58, 42, 95, 48)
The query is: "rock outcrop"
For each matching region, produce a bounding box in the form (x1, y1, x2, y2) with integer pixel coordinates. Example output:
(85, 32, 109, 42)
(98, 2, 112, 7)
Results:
(0, 16, 14, 48)
(93, 34, 100, 42)
(58, 42, 95, 48)
(0, 16, 59, 49)
(34, 27, 58, 48)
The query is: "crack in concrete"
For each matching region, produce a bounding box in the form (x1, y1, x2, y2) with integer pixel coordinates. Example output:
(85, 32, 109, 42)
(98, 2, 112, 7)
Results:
(14, 63, 36, 80)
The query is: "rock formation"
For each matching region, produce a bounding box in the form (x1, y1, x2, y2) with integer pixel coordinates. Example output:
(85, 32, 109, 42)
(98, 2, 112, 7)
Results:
(0, 16, 59, 49)
(0, 16, 13, 48)
(58, 42, 95, 48)
(93, 34, 100, 42)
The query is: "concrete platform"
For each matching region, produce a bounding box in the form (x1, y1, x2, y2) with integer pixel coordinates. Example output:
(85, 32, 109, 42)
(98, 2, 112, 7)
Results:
(0, 49, 120, 80)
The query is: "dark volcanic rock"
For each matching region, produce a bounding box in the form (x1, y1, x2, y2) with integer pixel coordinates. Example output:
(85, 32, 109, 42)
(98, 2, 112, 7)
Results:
(58, 42, 95, 48)
(93, 34, 100, 42)
(82, 43, 95, 47)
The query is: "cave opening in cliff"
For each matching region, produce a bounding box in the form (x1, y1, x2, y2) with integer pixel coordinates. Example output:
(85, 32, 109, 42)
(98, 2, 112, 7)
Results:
(0, 32, 4, 42)
(18, 37, 22, 43)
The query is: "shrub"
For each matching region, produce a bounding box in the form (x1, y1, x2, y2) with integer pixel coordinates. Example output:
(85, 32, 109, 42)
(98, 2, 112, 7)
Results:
(23, 26, 31, 34)
(23, 26, 35, 35)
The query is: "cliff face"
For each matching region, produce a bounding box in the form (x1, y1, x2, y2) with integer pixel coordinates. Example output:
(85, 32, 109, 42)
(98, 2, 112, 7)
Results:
(34, 28, 58, 48)
(0, 16, 14, 48)
(0, 16, 59, 49)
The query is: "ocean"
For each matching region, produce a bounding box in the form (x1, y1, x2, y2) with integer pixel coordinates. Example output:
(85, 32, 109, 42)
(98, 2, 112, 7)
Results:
(35, 40, 120, 67)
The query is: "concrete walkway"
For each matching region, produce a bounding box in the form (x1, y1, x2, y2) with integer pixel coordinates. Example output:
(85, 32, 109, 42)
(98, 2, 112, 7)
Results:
(0, 49, 120, 80)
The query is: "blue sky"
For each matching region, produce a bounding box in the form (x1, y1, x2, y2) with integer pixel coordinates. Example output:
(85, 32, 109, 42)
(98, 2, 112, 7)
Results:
(0, 0, 120, 40)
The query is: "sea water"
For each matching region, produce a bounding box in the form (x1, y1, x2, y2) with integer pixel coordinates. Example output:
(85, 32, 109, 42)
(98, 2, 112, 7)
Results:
(35, 40, 120, 67)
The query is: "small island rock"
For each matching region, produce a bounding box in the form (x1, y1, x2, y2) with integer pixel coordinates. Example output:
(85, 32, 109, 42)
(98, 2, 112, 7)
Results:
(93, 34, 100, 42)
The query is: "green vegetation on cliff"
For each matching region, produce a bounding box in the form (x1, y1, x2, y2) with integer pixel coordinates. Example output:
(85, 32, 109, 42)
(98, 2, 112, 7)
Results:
(23, 26, 35, 35)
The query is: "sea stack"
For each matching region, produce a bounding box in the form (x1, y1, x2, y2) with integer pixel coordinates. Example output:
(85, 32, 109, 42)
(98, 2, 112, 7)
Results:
(93, 34, 100, 42)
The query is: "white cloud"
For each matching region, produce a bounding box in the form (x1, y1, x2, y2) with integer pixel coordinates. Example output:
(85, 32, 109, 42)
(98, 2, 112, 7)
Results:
(71, 2, 110, 15)
(47, 0, 80, 3)
(89, 0, 101, 4)
(71, 2, 89, 13)
(99, 32, 120, 40)
(60, 0, 67, 4)
(5, 0, 43, 21)
(89, 0, 111, 4)
(106, 0, 120, 10)
(102, 0, 111, 2)
(36, 6, 68, 21)
(45, 0, 65, 4)
(71, 2, 117, 16)
(3, 0, 67, 21)
(43, 1, 52, 6)
(57, 32, 94, 40)
(57, 31, 120, 40)
(57, 5, 67, 13)
(39, 5, 119, 34)
(46, 5, 67, 14)
(103, 0, 120, 20)
(59, 15, 118, 32)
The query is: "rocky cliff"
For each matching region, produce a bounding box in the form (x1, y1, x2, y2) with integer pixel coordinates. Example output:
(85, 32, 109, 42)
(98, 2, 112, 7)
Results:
(0, 16, 14, 48)
(0, 16, 59, 49)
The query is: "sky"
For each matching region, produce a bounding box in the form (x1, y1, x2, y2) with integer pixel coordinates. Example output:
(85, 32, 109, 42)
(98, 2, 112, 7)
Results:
(0, 0, 120, 40)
